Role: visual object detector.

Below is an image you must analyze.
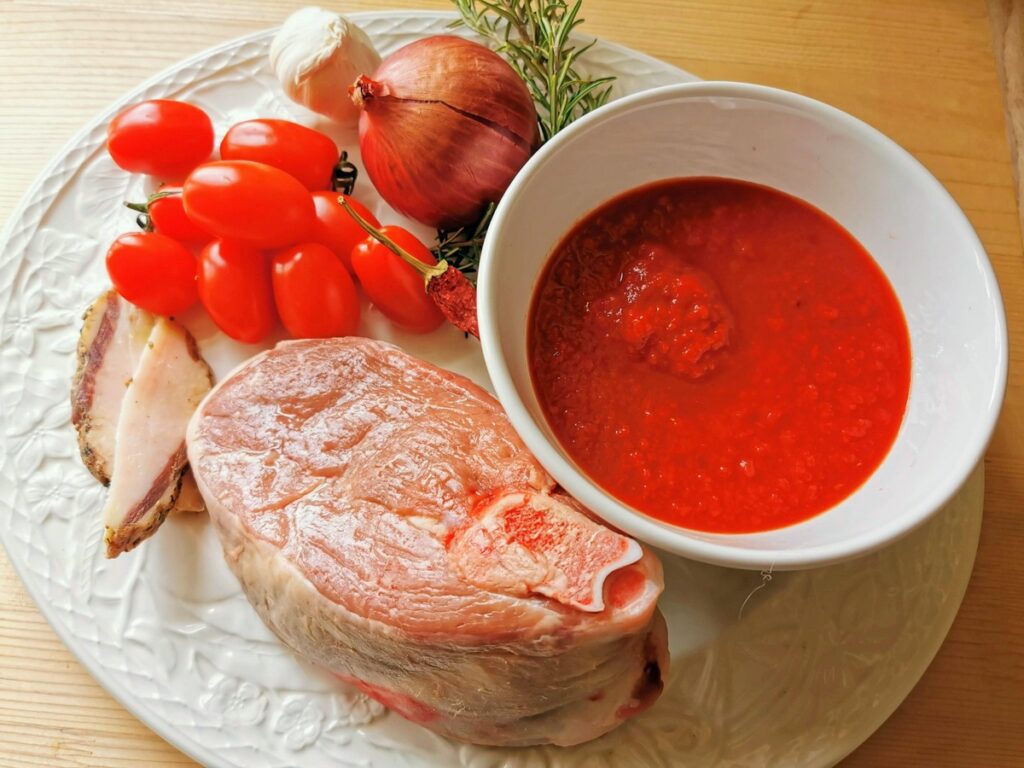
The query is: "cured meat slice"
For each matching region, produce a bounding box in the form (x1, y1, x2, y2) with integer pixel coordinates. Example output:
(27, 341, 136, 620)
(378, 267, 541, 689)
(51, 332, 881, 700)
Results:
(71, 291, 208, 518)
(187, 338, 668, 746)
(102, 318, 213, 556)
(172, 470, 206, 514)
(71, 290, 154, 483)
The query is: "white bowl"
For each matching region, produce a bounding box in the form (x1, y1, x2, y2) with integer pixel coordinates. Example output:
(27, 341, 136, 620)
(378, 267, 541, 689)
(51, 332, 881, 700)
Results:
(478, 82, 1007, 570)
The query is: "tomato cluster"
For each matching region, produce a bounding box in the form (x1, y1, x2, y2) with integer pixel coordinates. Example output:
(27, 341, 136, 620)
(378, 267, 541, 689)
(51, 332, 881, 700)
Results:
(104, 99, 443, 342)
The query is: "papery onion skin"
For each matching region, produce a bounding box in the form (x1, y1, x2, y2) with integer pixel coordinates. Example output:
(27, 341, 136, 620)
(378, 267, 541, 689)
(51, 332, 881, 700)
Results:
(352, 35, 540, 229)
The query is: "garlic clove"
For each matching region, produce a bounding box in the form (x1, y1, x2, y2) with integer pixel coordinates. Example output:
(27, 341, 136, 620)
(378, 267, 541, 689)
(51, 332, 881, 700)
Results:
(270, 6, 382, 126)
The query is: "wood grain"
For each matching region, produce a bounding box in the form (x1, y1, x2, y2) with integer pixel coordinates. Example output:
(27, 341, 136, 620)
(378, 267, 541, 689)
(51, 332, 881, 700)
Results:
(991, 0, 1024, 243)
(1, 0, 1022, 765)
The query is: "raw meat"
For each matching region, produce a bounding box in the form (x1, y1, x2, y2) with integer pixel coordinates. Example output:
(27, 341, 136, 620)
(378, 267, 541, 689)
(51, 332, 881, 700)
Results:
(187, 338, 668, 747)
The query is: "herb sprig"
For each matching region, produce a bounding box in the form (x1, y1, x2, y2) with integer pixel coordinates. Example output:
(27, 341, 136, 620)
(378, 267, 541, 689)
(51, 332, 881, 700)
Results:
(438, 0, 614, 279)
(451, 0, 614, 142)
(435, 203, 495, 283)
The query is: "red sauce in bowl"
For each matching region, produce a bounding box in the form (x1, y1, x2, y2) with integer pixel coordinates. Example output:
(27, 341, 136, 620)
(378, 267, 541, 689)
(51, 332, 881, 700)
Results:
(528, 178, 911, 533)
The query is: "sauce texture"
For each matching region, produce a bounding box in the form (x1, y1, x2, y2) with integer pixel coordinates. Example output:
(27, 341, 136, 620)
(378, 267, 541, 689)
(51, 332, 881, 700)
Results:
(529, 178, 911, 533)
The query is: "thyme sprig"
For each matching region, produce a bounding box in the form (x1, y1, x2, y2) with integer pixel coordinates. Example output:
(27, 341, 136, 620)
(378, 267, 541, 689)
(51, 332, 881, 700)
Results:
(434, 203, 495, 283)
(440, 0, 614, 278)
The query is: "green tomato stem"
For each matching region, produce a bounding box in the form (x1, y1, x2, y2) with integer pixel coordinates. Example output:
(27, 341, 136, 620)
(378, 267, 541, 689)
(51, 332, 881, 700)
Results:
(123, 189, 178, 216)
(338, 197, 449, 284)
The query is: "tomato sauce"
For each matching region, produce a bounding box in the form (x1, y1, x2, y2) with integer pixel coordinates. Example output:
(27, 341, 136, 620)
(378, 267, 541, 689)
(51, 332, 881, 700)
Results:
(528, 178, 911, 533)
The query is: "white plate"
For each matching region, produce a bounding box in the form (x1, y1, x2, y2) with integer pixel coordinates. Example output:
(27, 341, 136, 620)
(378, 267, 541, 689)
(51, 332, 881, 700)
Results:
(0, 11, 982, 768)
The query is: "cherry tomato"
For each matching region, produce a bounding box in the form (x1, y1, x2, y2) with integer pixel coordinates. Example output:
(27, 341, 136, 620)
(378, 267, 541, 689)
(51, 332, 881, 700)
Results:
(351, 228, 444, 333)
(146, 186, 212, 244)
(105, 232, 198, 316)
(183, 161, 316, 249)
(107, 100, 213, 181)
(198, 239, 276, 343)
(220, 119, 339, 191)
(272, 243, 360, 338)
(310, 192, 380, 273)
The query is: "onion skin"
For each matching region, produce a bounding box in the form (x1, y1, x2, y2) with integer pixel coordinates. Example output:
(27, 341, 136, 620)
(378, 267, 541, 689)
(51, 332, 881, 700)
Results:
(352, 35, 540, 228)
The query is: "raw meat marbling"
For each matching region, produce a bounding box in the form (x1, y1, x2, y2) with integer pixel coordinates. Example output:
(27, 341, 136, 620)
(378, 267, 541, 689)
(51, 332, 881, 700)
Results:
(187, 338, 668, 746)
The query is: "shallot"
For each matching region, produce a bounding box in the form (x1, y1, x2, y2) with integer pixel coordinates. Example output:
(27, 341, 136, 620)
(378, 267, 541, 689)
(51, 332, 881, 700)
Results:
(350, 35, 539, 228)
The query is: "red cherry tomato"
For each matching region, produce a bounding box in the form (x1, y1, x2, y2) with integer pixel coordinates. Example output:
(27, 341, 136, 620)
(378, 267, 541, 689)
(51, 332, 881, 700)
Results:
(220, 119, 339, 191)
(350, 228, 444, 333)
(272, 243, 360, 339)
(310, 192, 380, 273)
(146, 186, 212, 244)
(105, 232, 198, 316)
(198, 239, 276, 343)
(107, 100, 213, 181)
(183, 161, 315, 249)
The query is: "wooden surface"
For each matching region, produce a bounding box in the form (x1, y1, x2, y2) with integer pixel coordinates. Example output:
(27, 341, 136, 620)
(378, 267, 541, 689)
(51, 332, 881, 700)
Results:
(1, 0, 1022, 765)
(992, 0, 1024, 240)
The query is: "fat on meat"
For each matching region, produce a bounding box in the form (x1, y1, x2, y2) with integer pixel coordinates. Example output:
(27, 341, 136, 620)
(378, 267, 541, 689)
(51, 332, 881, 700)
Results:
(187, 338, 668, 746)
(100, 316, 213, 556)
(71, 290, 154, 483)
(71, 291, 208, 522)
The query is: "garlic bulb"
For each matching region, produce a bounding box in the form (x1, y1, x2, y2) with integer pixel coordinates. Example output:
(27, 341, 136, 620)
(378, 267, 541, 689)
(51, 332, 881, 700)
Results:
(270, 7, 381, 126)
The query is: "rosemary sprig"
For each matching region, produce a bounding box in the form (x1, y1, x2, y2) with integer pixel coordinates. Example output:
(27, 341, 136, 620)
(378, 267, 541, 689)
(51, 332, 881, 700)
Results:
(451, 0, 614, 141)
(440, 0, 614, 278)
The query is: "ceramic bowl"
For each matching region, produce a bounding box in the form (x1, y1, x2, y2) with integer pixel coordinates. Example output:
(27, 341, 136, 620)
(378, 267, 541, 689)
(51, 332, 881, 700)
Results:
(478, 82, 1007, 569)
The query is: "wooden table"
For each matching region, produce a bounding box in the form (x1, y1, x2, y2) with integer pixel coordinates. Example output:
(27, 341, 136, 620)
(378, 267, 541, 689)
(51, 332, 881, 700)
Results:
(1, 1, 1021, 764)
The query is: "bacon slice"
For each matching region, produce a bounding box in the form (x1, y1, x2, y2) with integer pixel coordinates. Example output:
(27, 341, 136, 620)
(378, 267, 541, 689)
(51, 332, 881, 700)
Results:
(172, 470, 206, 514)
(102, 317, 213, 557)
(71, 291, 154, 484)
(72, 291, 210, 527)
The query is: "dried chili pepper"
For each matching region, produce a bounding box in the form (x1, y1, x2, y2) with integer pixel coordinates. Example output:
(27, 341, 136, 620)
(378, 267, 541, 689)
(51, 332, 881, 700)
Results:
(339, 197, 479, 338)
